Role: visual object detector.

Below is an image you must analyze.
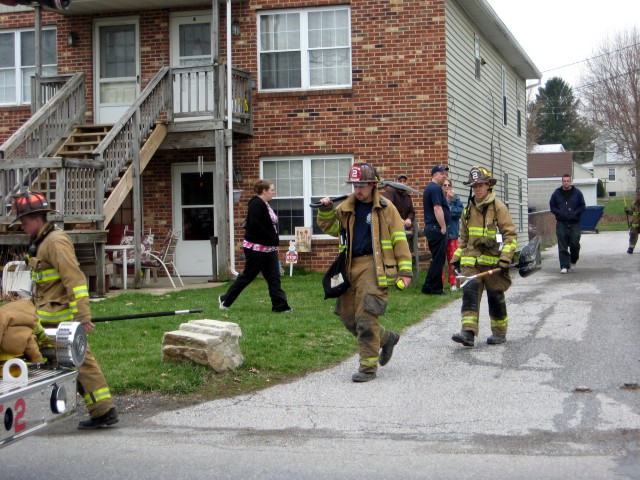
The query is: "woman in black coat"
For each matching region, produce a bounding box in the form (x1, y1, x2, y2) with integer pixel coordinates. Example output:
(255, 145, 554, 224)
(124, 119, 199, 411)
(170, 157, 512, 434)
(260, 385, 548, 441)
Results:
(218, 179, 292, 313)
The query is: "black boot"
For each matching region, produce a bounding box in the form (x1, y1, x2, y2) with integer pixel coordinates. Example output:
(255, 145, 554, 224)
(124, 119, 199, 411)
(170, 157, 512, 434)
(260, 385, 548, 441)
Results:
(486, 334, 506, 345)
(379, 331, 400, 366)
(78, 407, 119, 430)
(452, 330, 475, 347)
(628, 247, 634, 254)
(352, 371, 376, 382)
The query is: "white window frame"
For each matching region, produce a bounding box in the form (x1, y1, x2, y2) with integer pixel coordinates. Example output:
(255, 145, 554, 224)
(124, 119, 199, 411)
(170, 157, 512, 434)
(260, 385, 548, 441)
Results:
(0, 27, 57, 106)
(260, 155, 354, 239)
(608, 168, 616, 181)
(257, 6, 352, 92)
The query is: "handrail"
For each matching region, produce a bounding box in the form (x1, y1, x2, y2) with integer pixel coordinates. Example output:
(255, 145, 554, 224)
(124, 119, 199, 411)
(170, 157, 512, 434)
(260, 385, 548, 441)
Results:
(0, 73, 86, 160)
(92, 66, 172, 189)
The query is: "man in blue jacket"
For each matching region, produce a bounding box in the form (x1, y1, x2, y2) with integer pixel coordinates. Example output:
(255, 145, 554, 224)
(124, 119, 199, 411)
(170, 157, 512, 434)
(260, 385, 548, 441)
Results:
(549, 174, 586, 274)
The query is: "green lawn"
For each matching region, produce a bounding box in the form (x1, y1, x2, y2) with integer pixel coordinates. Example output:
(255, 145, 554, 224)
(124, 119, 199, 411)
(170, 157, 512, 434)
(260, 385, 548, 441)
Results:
(88, 272, 456, 399)
(597, 195, 634, 231)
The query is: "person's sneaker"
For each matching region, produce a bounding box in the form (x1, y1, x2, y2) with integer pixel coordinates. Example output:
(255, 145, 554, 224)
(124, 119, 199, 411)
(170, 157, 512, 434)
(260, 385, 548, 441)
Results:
(379, 331, 400, 366)
(277, 307, 294, 313)
(352, 371, 376, 382)
(628, 247, 634, 254)
(77, 408, 119, 430)
(486, 334, 506, 345)
(560, 268, 568, 274)
(452, 330, 475, 347)
(450, 285, 458, 291)
(218, 295, 228, 310)
(570, 263, 577, 271)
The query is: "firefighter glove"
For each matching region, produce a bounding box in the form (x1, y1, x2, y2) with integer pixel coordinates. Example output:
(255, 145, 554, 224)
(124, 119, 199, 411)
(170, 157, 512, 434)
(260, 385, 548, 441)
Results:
(625, 207, 633, 215)
(476, 237, 497, 251)
(451, 260, 461, 273)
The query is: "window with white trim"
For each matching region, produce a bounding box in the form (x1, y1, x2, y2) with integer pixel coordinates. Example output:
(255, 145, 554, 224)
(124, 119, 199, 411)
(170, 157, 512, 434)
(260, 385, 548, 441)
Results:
(0, 28, 57, 105)
(258, 6, 351, 91)
(608, 168, 616, 181)
(262, 155, 353, 236)
(516, 80, 522, 136)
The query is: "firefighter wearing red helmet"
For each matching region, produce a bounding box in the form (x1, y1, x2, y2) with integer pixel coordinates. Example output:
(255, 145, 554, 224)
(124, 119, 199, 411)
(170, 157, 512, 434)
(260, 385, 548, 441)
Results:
(317, 163, 412, 382)
(450, 166, 517, 347)
(12, 191, 118, 429)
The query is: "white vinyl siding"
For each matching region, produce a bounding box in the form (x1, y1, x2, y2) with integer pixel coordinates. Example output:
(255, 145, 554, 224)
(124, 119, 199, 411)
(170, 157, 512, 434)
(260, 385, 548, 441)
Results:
(445, 0, 528, 241)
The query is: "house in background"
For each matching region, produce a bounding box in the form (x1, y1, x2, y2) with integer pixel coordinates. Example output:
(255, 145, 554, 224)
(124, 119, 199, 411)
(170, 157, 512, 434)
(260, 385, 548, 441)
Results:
(0, 0, 539, 291)
(588, 137, 637, 197)
(527, 144, 597, 211)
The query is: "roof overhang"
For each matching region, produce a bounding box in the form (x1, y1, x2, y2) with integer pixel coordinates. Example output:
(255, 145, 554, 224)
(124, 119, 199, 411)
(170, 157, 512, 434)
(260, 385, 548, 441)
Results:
(12, 0, 245, 16)
(455, 0, 541, 80)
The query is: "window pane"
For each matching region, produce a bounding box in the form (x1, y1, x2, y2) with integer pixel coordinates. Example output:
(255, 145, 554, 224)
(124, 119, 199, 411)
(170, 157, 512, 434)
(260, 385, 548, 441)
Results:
(182, 207, 214, 240)
(179, 23, 211, 66)
(309, 48, 350, 87)
(0, 33, 14, 68)
(260, 51, 301, 89)
(270, 198, 304, 237)
(311, 157, 352, 197)
(261, 13, 300, 51)
(100, 25, 136, 78)
(20, 31, 35, 66)
(0, 69, 16, 104)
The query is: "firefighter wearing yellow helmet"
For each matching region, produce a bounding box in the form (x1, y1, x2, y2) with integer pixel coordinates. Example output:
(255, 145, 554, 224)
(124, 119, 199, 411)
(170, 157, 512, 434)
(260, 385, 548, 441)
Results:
(12, 191, 118, 429)
(450, 166, 517, 347)
(316, 163, 412, 382)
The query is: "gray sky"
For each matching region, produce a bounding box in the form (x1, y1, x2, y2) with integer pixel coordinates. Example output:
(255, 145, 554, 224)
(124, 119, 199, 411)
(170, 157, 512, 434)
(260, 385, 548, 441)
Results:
(486, 0, 640, 91)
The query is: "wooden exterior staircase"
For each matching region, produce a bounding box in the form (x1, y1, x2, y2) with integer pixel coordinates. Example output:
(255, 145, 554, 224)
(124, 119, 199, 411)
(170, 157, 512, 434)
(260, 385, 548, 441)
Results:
(55, 125, 112, 160)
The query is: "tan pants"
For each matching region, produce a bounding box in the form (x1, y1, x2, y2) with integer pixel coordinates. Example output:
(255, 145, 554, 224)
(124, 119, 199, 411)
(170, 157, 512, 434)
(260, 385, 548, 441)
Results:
(334, 256, 391, 373)
(460, 265, 511, 337)
(77, 342, 114, 418)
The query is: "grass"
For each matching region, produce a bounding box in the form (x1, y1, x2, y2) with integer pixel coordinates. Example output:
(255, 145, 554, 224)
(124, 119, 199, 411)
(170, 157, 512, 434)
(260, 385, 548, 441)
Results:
(88, 272, 456, 399)
(597, 195, 634, 231)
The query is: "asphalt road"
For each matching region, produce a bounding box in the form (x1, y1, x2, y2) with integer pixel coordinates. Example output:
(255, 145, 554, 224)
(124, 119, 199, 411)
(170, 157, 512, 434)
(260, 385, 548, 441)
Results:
(3, 231, 640, 479)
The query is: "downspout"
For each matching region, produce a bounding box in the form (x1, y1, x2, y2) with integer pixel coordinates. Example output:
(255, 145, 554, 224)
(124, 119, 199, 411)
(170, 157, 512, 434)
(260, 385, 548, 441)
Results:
(226, 0, 239, 276)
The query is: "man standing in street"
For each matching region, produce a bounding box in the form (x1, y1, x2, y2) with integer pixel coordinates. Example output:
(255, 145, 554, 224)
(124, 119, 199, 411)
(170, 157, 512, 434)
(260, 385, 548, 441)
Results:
(421, 165, 450, 295)
(549, 174, 586, 274)
(624, 187, 640, 254)
(382, 173, 416, 230)
(12, 191, 118, 429)
(317, 163, 412, 383)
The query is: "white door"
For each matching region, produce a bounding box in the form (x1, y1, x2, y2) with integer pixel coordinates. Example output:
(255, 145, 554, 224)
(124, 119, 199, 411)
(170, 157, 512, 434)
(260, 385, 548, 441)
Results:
(172, 163, 215, 276)
(94, 18, 140, 124)
(170, 13, 214, 117)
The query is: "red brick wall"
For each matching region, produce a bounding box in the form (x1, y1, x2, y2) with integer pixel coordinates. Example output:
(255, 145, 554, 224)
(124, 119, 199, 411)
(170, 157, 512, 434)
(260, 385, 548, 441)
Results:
(1, 1, 448, 273)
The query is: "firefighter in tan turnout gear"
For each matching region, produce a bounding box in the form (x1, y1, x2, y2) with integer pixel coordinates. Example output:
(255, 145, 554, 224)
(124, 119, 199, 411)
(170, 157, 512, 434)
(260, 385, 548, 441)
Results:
(625, 188, 640, 254)
(317, 163, 412, 382)
(12, 192, 118, 429)
(450, 167, 517, 347)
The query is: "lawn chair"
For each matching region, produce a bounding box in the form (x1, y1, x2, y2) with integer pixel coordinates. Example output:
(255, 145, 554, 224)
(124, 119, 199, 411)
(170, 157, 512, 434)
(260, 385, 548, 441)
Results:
(112, 230, 154, 288)
(141, 230, 183, 288)
(1, 261, 32, 300)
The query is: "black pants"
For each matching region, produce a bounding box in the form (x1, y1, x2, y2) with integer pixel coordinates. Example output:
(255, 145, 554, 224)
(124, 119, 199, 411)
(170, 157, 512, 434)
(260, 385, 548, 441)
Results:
(422, 225, 447, 293)
(221, 248, 290, 312)
(556, 222, 581, 269)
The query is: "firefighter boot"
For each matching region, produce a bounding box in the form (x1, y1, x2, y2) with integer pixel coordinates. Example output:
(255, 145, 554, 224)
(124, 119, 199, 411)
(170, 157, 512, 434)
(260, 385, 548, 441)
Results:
(352, 371, 376, 382)
(452, 330, 475, 347)
(78, 407, 119, 430)
(379, 331, 400, 366)
(486, 334, 506, 345)
(628, 247, 634, 254)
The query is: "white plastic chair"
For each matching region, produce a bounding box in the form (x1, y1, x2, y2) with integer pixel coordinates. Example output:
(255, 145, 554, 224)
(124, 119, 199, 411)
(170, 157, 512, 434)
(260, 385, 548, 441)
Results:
(141, 230, 183, 288)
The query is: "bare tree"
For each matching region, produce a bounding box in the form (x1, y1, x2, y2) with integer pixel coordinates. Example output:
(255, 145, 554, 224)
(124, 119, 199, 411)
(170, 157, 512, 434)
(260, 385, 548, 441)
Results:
(525, 86, 542, 152)
(580, 28, 640, 190)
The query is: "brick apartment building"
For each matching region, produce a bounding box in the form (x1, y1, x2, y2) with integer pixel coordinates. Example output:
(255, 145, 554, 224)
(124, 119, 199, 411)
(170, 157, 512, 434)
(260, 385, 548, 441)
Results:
(0, 0, 539, 287)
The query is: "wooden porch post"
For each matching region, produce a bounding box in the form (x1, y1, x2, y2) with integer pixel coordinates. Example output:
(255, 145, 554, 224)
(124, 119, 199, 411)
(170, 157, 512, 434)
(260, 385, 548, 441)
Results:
(214, 129, 229, 279)
(132, 109, 143, 288)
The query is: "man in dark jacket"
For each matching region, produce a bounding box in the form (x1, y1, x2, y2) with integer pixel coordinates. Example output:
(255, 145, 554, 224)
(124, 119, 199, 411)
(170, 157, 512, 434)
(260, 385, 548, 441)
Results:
(382, 174, 415, 230)
(549, 174, 586, 274)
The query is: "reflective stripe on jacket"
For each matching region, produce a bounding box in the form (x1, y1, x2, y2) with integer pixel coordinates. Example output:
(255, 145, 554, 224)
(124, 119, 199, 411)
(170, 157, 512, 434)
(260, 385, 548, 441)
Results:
(317, 189, 413, 287)
(451, 192, 516, 268)
(28, 224, 91, 326)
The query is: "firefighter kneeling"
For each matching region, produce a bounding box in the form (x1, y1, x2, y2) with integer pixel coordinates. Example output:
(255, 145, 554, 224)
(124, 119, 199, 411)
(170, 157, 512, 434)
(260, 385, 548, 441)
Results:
(450, 166, 517, 347)
(12, 191, 118, 429)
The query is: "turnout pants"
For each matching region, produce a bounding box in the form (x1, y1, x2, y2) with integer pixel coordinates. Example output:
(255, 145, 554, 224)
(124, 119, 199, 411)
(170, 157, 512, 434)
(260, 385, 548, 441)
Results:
(334, 256, 391, 373)
(77, 343, 114, 418)
(629, 225, 639, 250)
(460, 265, 511, 337)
